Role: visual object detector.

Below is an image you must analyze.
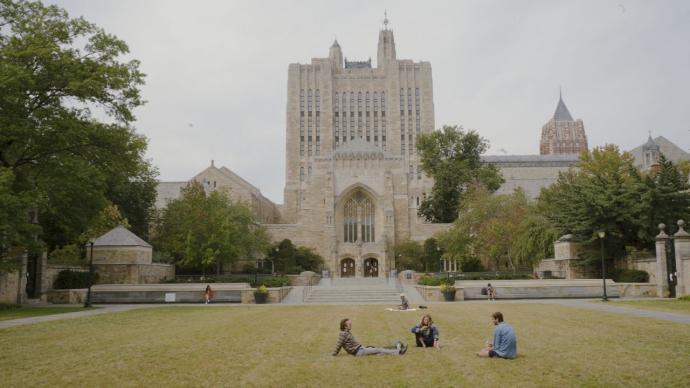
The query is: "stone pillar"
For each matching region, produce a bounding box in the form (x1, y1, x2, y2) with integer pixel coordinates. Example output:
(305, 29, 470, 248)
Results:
(655, 223, 670, 298)
(673, 220, 690, 297)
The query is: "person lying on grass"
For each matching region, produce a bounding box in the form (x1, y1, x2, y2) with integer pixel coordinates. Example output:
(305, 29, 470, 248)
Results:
(333, 318, 408, 356)
(477, 311, 517, 359)
(410, 314, 440, 349)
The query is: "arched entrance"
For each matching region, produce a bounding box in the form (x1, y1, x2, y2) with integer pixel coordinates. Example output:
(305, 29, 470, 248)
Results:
(363, 258, 379, 278)
(341, 258, 355, 278)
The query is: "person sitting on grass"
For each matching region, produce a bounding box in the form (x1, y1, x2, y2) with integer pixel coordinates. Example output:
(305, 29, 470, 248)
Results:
(477, 311, 517, 359)
(333, 318, 408, 356)
(410, 314, 440, 349)
(399, 293, 410, 310)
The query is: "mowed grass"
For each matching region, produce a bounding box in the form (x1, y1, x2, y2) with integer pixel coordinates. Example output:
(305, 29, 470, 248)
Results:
(1, 304, 688, 387)
(594, 299, 690, 314)
(0, 306, 96, 321)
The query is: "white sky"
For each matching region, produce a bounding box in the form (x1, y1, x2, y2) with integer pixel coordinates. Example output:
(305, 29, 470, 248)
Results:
(51, 0, 690, 203)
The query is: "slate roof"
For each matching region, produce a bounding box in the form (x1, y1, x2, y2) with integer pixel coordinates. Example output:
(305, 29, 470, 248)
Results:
(93, 226, 152, 248)
(553, 95, 574, 122)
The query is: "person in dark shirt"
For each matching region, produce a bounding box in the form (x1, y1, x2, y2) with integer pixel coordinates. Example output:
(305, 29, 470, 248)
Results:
(410, 314, 440, 349)
(333, 318, 408, 356)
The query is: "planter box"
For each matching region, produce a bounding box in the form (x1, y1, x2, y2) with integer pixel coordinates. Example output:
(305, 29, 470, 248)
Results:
(254, 292, 268, 304)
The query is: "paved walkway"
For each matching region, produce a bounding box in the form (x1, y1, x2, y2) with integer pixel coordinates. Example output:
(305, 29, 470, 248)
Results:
(2, 299, 687, 329)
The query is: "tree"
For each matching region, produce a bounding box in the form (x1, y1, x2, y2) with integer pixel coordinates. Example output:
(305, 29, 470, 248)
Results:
(393, 240, 424, 271)
(644, 154, 690, 237)
(421, 238, 442, 272)
(0, 0, 157, 253)
(438, 186, 532, 271)
(266, 240, 324, 274)
(538, 145, 651, 259)
(0, 167, 40, 273)
(153, 181, 270, 274)
(416, 125, 504, 223)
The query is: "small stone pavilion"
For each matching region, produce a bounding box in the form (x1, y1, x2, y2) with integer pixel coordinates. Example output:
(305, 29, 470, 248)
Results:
(90, 226, 174, 284)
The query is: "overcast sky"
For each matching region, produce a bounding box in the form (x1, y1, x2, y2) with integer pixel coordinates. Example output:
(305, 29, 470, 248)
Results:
(51, 0, 690, 203)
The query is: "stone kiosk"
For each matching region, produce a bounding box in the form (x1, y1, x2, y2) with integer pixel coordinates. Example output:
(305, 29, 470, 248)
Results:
(89, 226, 174, 284)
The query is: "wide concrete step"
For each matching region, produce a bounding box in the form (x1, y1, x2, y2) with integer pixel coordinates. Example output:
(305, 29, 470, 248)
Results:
(304, 287, 402, 304)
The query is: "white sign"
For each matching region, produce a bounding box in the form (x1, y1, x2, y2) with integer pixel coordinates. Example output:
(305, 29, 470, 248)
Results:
(164, 293, 176, 302)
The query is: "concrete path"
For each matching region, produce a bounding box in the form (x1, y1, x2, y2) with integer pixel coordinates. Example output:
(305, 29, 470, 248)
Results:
(0, 304, 157, 329)
(552, 299, 690, 325)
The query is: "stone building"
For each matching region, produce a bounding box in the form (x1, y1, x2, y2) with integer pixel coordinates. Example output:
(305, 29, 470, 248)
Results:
(268, 19, 445, 278)
(539, 92, 588, 155)
(629, 135, 690, 172)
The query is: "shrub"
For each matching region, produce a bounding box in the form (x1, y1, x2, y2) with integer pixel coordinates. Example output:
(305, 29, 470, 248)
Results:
(417, 275, 442, 286)
(260, 276, 289, 288)
(611, 269, 649, 283)
(49, 244, 85, 265)
(53, 270, 98, 289)
(460, 257, 484, 272)
(0, 304, 20, 310)
(255, 285, 269, 294)
(678, 295, 690, 302)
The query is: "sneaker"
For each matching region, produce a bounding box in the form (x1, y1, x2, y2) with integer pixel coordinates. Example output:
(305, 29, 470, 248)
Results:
(399, 343, 408, 355)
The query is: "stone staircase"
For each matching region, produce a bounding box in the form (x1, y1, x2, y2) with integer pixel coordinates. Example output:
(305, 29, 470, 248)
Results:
(302, 277, 403, 304)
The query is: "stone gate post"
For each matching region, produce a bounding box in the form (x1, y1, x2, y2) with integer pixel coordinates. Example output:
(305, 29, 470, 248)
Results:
(655, 223, 670, 297)
(673, 220, 690, 297)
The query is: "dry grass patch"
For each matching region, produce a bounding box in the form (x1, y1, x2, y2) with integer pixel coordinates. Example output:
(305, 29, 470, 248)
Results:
(0, 304, 688, 387)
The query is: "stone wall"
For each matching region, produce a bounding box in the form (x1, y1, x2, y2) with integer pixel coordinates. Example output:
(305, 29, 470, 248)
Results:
(92, 246, 151, 265)
(627, 257, 657, 283)
(0, 270, 21, 304)
(615, 283, 657, 298)
(94, 263, 174, 284)
(47, 288, 87, 304)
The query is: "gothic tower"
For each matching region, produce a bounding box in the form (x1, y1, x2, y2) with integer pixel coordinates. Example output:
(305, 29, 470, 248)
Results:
(539, 92, 588, 155)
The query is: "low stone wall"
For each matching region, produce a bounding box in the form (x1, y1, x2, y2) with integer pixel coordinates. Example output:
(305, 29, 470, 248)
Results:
(90, 283, 250, 303)
(287, 273, 321, 286)
(415, 286, 465, 302)
(615, 283, 657, 298)
(456, 279, 621, 299)
(627, 258, 657, 284)
(94, 263, 175, 284)
(47, 288, 87, 304)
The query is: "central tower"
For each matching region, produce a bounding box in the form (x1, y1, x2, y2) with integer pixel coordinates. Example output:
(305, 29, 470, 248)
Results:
(279, 18, 437, 277)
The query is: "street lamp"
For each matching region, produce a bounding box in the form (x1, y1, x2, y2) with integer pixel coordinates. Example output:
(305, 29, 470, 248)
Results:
(84, 240, 95, 308)
(437, 246, 442, 274)
(598, 231, 608, 301)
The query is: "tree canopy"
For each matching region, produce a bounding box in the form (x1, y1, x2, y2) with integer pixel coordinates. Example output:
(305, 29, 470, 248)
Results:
(0, 0, 157, 271)
(416, 125, 504, 223)
(153, 181, 270, 274)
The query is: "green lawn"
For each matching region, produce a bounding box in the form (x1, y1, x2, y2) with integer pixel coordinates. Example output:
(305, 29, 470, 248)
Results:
(0, 306, 96, 321)
(0, 304, 688, 387)
(595, 299, 690, 314)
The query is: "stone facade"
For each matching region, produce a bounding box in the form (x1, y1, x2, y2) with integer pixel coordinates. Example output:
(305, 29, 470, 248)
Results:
(273, 24, 445, 278)
(483, 154, 579, 198)
(539, 93, 588, 155)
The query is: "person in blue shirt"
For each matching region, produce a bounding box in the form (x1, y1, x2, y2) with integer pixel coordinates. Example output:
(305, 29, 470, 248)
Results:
(410, 314, 440, 349)
(477, 312, 517, 359)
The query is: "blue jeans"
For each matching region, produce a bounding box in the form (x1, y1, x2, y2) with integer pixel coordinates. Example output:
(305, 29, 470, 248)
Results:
(355, 346, 399, 356)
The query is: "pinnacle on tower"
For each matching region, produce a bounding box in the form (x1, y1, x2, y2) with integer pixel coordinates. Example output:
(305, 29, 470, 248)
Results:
(553, 91, 574, 121)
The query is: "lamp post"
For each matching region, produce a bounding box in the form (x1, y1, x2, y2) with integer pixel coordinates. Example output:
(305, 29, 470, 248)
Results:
(84, 240, 94, 308)
(437, 246, 443, 274)
(598, 231, 608, 301)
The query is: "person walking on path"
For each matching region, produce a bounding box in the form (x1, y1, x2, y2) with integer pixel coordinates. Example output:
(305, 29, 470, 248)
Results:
(411, 314, 440, 349)
(477, 312, 517, 359)
(333, 318, 408, 356)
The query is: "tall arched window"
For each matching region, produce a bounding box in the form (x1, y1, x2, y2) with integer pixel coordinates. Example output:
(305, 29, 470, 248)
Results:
(343, 191, 375, 243)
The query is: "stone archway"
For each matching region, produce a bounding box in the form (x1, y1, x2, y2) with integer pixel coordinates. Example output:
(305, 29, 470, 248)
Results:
(341, 258, 355, 278)
(363, 258, 379, 278)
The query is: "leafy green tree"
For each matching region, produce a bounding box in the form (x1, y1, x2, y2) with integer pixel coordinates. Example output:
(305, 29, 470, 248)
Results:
(0, 168, 40, 273)
(421, 238, 442, 272)
(266, 240, 323, 273)
(393, 240, 424, 271)
(644, 154, 690, 237)
(0, 0, 156, 252)
(153, 181, 270, 274)
(416, 125, 504, 222)
(538, 145, 651, 259)
(438, 186, 531, 271)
